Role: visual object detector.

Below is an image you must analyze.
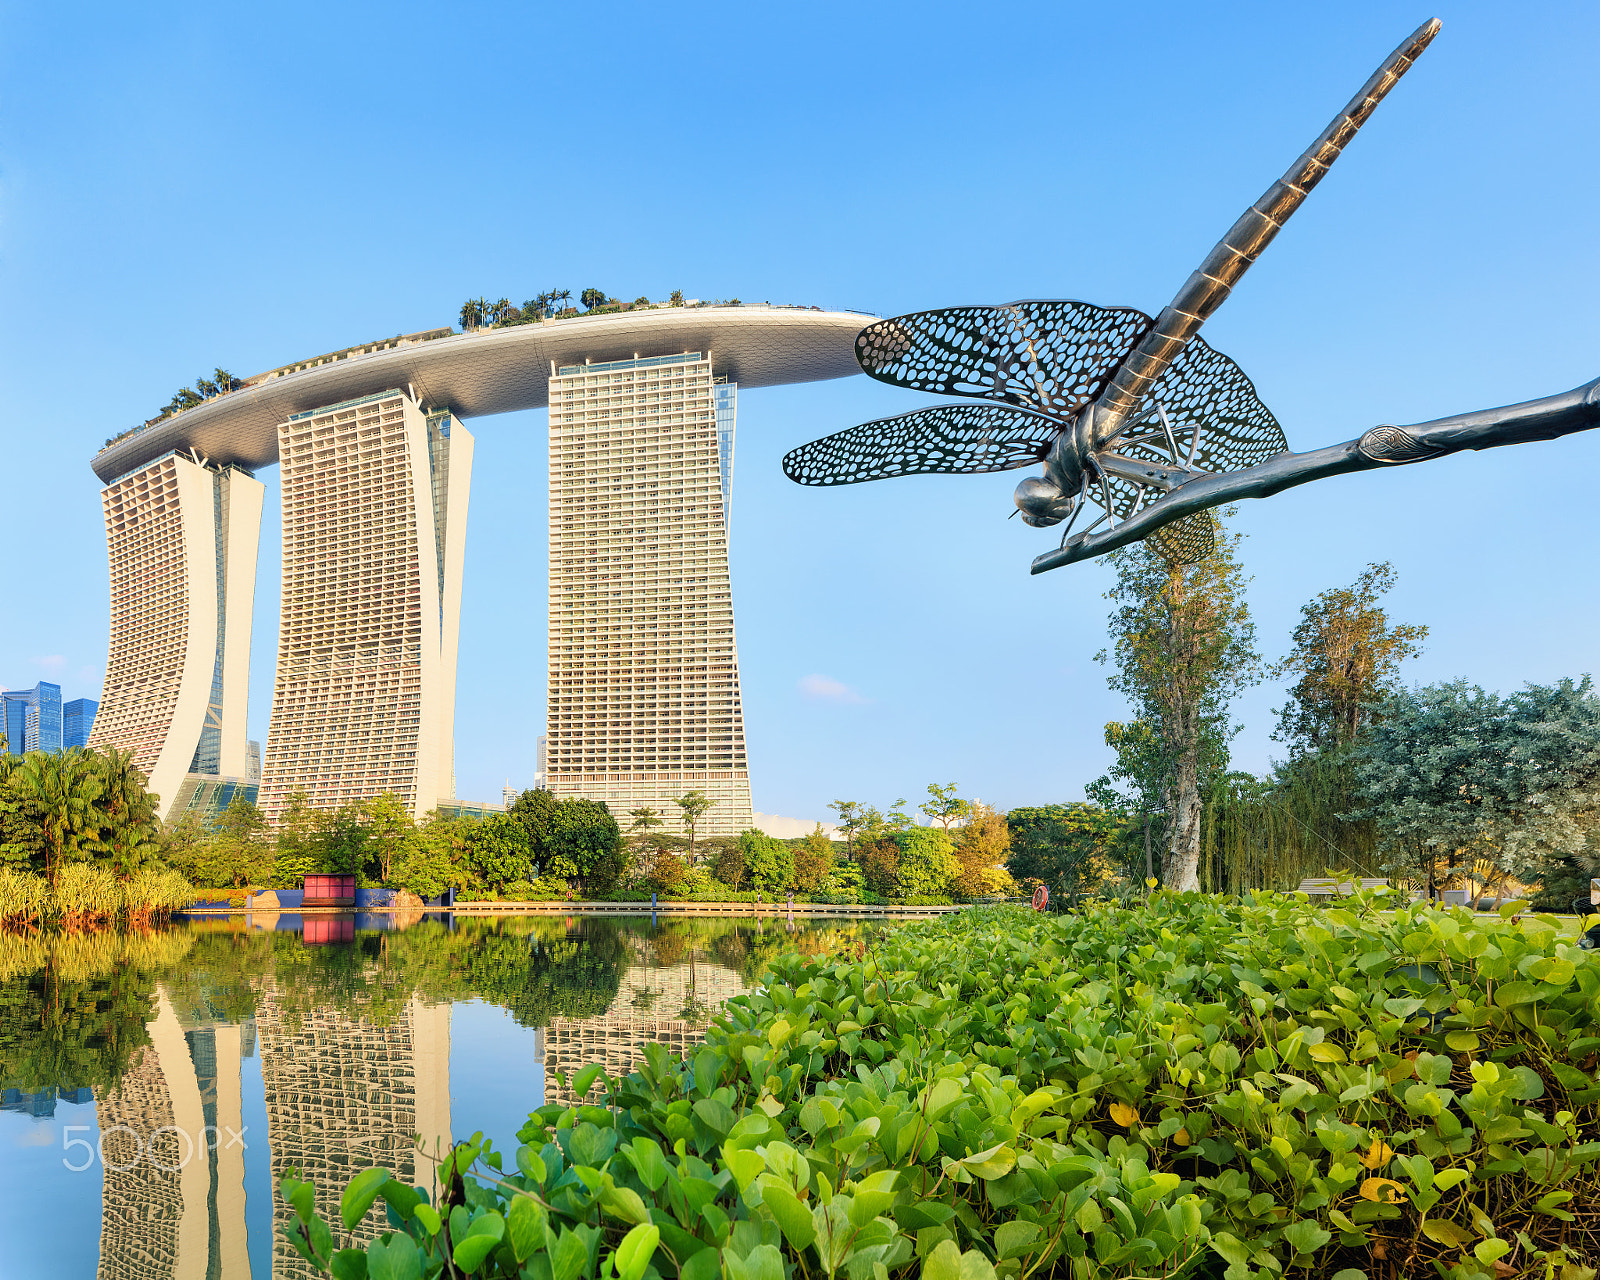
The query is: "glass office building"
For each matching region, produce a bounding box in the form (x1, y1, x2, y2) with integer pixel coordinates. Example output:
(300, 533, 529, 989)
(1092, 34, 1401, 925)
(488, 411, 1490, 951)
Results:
(1, 682, 64, 754)
(63, 698, 98, 749)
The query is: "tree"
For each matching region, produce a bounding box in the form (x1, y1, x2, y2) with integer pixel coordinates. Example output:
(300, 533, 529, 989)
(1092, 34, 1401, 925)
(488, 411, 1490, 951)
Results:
(893, 827, 958, 898)
(953, 802, 1013, 897)
(1098, 518, 1259, 891)
(1006, 803, 1124, 904)
(6, 749, 103, 887)
(633, 296, 650, 307)
(558, 289, 572, 314)
(1350, 677, 1600, 897)
(548, 799, 623, 893)
(91, 748, 158, 877)
(738, 829, 795, 894)
(361, 792, 414, 883)
(669, 289, 685, 306)
(628, 806, 664, 838)
(206, 797, 272, 888)
(828, 801, 864, 859)
(581, 288, 609, 311)
(675, 791, 714, 853)
(920, 783, 970, 832)
(271, 788, 323, 886)
(508, 788, 560, 860)
(1272, 562, 1427, 755)
(459, 297, 487, 330)
(713, 840, 749, 891)
(464, 813, 535, 891)
(857, 837, 899, 897)
(792, 825, 834, 892)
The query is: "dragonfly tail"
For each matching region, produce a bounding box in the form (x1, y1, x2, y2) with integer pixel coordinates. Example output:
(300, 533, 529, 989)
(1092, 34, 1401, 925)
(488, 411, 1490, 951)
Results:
(1091, 17, 1441, 447)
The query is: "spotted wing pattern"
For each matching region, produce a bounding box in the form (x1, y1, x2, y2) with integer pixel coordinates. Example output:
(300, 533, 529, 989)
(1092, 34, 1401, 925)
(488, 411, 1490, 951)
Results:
(855, 300, 1152, 418)
(782, 402, 1062, 486)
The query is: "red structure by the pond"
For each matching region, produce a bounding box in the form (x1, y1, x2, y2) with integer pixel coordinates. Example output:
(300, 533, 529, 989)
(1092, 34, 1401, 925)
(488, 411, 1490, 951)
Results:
(302, 916, 355, 946)
(302, 874, 356, 907)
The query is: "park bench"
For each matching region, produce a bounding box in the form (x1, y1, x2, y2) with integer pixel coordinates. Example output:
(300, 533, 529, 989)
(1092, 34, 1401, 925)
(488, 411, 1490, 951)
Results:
(1297, 877, 1390, 902)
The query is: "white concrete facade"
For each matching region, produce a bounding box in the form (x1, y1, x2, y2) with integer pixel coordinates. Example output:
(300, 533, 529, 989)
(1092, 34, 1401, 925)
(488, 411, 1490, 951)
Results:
(258, 390, 471, 820)
(90, 454, 262, 819)
(546, 352, 754, 839)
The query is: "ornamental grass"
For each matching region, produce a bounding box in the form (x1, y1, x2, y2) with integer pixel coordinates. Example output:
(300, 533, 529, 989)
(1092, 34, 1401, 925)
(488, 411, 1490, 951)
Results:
(279, 896, 1599, 1280)
(0, 864, 193, 927)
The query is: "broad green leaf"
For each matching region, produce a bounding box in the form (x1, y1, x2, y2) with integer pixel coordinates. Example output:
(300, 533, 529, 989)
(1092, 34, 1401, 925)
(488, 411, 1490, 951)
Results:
(614, 1224, 660, 1280)
(760, 1182, 817, 1251)
(281, 1176, 316, 1222)
(725, 1243, 784, 1280)
(340, 1168, 390, 1231)
(573, 1064, 605, 1097)
(1283, 1220, 1331, 1255)
(601, 1183, 651, 1225)
(548, 1227, 590, 1280)
(331, 1249, 368, 1280)
(1476, 1239, 1512, 1264)
(365, 1234, 423, 1280)
(507, 1195, 547, 1262)
(922, 1077, 963, 1121)
(994, 1220, 1041, 1260)
(451, 1234, 499, 1275)
(1494, 981, 1542, 1007)
(692, 1097, 735, 1137)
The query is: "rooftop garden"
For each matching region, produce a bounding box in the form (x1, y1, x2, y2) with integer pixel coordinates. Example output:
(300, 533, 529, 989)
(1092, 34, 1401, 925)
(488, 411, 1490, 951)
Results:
(95, 293, 828, 456)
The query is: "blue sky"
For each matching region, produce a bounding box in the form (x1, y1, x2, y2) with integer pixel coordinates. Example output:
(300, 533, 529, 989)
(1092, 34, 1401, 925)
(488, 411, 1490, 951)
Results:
(3, 1, 1599, 822)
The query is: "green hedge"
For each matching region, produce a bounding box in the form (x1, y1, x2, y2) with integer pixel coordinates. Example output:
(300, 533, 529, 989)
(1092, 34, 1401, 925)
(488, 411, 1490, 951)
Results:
(279, 895, 1600, 1279)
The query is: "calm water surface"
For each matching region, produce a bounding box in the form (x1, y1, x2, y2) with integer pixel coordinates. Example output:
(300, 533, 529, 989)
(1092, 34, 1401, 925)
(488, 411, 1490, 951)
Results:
(0, 912, 876, 1278)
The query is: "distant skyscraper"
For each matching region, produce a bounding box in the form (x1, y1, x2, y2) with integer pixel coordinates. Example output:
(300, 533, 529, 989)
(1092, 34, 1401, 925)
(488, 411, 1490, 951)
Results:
(245, 739, 261, 783)
(258, 392, 472, 821)
(63, 697, 98, 749)
(503, 781, 518, 809)
(2, 682, 63, 754)
(89, 455, 264, 817)
(545, 352, 753, 837)
(535, 734, 547, 790)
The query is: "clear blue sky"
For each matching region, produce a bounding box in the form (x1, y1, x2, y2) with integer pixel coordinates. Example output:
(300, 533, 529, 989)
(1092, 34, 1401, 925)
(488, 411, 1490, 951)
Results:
(3, 1, 1598, 821)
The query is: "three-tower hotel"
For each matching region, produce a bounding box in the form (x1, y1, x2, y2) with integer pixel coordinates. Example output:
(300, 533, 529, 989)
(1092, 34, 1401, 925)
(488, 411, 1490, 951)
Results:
(87, 306, 866, 834)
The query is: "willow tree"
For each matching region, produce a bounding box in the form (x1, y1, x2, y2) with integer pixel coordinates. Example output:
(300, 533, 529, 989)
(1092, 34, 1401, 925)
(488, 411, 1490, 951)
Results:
(1098, 518, 1258, 891)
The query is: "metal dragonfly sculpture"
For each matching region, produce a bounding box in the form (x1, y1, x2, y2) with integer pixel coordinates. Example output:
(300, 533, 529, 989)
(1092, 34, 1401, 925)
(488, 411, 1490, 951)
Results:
(782, 18, 1600, 572)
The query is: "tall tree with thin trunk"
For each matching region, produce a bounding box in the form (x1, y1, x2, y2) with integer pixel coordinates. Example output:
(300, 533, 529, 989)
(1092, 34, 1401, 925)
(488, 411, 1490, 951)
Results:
(1272, 561, 1427, 756)
(1097, 518, 1259, 892)
(675, 791, 714, 855)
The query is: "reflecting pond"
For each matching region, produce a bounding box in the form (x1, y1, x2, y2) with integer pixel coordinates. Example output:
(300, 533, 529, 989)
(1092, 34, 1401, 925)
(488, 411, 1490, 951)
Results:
(0, 912, 879, 1278)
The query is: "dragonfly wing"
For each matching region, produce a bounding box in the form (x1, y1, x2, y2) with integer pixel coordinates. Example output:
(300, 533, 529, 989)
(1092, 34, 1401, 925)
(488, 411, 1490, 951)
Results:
(1123, 335, 1289, 471)
(1149, 513, 1219, 564)
(856, 300, 1153, 419)
(782, 403, 1062, 486)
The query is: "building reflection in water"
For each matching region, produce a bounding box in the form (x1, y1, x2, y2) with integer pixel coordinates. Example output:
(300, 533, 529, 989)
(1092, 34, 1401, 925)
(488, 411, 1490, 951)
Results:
(96, 992, 252, 1279)
(258, 993, 452, 1278)
(77, 919, 769, 1278)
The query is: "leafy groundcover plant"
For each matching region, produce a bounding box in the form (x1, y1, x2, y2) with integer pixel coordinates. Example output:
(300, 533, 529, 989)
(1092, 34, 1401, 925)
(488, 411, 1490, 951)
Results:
(279, 896, 1600, 1280)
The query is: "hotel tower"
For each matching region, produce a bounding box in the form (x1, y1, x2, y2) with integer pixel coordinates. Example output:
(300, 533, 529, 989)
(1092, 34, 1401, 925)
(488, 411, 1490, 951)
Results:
(545, 352, 753, 837)
(257, 390, 472, 819)
(89, 454, 263, 818)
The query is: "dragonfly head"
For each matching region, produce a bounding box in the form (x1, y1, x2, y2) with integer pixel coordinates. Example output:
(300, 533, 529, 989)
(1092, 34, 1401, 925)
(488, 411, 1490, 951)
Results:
(1013, 475, 1076, 526)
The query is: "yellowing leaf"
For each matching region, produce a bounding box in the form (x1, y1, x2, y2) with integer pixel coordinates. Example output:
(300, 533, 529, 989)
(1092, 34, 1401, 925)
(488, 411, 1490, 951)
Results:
(1359, 1139, 1394, 1170)
(1444, 1031, 1481, 1052)
(1109, 1102, 1139, 1128)
(1422, 1219, 1475, 1248)
(1309, 1043, 1347, 1064)
(1359, 1177, 1408, 1204)
(1172, 1127, 1191, 1146)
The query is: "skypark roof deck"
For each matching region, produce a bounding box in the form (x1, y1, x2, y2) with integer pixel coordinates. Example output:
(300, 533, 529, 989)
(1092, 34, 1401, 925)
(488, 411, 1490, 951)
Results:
(91, 304, 871, 482)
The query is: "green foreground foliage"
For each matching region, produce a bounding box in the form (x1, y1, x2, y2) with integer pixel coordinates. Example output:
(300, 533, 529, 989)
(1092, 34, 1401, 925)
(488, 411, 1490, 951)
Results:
(280, 898, 1600, 1280)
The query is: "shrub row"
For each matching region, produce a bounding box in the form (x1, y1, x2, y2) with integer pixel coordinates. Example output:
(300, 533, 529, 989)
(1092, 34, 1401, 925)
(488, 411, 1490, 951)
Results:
(278, 895, 1600, 1280)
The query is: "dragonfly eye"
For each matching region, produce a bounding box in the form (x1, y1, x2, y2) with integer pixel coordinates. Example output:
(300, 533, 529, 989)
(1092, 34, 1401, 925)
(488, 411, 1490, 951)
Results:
(1014, 476, 1072, 526)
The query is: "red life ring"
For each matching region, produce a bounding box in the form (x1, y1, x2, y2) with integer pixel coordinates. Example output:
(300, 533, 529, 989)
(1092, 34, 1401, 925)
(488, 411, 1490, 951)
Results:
(1031, 885, 1049, 912)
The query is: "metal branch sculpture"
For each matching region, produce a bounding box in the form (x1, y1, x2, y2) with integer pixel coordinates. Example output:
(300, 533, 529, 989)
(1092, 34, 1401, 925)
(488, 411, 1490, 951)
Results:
(784, 19, 1600, 571)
